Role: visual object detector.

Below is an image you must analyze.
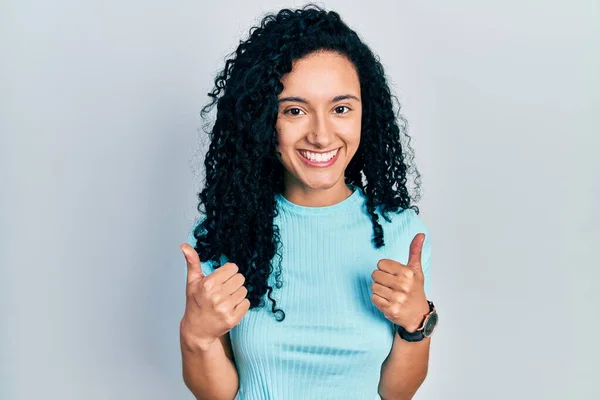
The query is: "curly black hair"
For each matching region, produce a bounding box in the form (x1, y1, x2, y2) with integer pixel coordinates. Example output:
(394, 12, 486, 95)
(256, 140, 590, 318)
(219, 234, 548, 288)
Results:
(192, 4, 422, 322)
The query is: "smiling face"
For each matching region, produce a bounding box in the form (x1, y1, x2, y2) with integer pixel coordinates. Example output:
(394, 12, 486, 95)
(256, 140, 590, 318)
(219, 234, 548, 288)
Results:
(275, 50, 362, 206)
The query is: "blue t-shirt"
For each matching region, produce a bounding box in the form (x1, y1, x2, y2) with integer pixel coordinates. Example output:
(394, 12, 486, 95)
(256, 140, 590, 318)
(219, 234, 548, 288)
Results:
(187, 185, 432, 399)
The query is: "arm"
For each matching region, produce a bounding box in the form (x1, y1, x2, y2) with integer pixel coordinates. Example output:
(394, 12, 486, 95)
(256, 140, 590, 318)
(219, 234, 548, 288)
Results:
(376, 217, 433, 399)
(181, 328, 239, 400)
(378, 331, 430, 400)
(179, 235, 248, 400)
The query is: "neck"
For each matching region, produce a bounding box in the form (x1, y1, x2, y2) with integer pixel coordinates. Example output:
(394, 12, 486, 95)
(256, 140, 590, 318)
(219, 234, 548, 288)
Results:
(281, 179, 353, 207)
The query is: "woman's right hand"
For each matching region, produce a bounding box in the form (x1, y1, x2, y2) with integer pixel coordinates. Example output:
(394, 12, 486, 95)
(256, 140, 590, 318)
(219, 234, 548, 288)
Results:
(179, 243, 250, 350)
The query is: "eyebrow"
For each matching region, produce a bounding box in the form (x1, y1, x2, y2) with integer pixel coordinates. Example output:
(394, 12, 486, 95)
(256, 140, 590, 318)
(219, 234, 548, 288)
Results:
(277, 94, 361, 104)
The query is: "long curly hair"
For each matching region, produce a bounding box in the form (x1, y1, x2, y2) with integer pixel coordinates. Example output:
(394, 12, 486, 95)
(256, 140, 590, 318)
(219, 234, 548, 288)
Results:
(192, 4, 422, 322)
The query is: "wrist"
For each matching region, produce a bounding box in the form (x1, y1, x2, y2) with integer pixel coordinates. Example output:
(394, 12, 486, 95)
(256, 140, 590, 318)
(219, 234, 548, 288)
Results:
(396, 300, 438, 342)
(180, 332, 218, 353)
(179, 321, 218, 353)
(404, 301, 430, 333)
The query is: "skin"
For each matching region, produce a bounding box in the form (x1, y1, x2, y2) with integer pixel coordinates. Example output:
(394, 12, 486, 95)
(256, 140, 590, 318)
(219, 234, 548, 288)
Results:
(274, 50, 432, 399)
(275, 50, 362, 207)
(180, 49, 431, 400)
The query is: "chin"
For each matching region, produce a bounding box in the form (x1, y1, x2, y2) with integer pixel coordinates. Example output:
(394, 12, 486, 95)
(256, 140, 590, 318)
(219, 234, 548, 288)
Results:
(280, 150, 352, 192)
(297, 174, 345, 191)
(302, 181, 337, 191)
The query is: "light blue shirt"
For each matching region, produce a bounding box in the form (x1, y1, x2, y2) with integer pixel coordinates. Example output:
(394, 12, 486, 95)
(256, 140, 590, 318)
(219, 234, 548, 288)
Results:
(187, 185, 432, 399)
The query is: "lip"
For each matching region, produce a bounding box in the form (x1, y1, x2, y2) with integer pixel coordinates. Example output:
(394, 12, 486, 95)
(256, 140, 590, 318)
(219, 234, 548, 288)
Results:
(297, 147, 341, 167)
(298, 148, 341, 154)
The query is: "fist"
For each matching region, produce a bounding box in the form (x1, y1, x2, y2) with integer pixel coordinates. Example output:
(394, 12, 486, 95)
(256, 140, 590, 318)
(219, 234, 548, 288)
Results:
(179, 243, 250, 349)
(370, 233, 429, 332)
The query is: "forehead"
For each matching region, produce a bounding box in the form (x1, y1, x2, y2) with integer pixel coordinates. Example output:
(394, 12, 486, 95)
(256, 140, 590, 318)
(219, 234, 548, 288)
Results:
(279, 51, 360, 99)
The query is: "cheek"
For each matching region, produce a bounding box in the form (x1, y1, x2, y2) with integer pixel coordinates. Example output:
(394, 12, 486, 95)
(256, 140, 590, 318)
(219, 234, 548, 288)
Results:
(275, 127, 292, 160)
(352, 119, 362, 147)
(275, 132, 289, 151)
(275, 122, 301, 150)
(341, 122, 361, 148)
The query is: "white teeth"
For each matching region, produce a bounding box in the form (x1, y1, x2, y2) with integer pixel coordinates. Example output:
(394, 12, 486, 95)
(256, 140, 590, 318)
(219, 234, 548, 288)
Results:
(300, 148, 338, 162)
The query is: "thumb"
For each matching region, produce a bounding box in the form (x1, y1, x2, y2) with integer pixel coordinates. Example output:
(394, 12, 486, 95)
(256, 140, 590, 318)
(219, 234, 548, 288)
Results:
(407, 233, 425, 270)
(180, 243, 204, 284)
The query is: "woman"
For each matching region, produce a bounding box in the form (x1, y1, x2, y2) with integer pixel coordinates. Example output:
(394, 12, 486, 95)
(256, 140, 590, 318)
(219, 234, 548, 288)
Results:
(180, 5, 438, 400)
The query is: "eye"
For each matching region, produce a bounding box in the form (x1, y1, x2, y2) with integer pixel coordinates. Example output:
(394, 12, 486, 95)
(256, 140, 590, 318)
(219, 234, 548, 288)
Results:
(334, 106, 350, 114)
(284, 107, 305, 116)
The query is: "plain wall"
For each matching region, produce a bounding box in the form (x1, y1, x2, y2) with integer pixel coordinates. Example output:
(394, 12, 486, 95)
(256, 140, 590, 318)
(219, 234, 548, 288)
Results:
(1, 0, 598, 399)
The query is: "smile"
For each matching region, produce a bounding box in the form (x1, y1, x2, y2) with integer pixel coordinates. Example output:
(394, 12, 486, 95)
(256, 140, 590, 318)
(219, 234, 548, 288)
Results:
(297, 148, 341, 167)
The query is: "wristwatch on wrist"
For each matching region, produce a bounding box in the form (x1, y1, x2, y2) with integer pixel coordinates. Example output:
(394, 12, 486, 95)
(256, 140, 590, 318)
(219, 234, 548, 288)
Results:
(395, 300, 438, 342)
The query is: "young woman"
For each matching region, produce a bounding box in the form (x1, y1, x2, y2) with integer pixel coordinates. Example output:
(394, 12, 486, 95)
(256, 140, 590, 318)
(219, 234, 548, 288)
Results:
(180, 5, 438, 400)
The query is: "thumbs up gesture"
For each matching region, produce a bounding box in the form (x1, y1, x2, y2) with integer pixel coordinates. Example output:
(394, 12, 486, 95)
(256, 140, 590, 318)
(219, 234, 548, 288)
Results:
(370, 233, 430, 332)
(179, 243, 250, 350)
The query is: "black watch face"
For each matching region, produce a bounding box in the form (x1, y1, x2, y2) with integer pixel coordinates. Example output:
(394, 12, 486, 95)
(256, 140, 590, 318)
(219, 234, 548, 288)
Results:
(423, 311, 438, 336)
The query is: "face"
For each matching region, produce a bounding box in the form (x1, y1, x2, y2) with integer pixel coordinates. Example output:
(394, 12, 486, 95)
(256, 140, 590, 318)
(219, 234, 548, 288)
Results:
(275, 50, 362, 205)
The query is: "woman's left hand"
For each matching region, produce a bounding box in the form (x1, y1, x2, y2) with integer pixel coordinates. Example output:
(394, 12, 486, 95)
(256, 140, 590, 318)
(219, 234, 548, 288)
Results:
(370, 233, 430, 332)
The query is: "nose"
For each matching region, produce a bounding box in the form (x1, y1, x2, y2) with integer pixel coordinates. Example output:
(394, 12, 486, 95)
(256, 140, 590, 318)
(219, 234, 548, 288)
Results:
(307, 112, 335, 149)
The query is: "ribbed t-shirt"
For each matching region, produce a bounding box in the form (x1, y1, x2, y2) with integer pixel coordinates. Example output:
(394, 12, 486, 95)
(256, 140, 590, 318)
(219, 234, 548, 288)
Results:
(186, 184, 432, 399)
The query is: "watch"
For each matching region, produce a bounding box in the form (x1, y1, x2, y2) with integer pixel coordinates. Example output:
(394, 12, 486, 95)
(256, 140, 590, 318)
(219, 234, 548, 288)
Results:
(395, 300, 438, 342)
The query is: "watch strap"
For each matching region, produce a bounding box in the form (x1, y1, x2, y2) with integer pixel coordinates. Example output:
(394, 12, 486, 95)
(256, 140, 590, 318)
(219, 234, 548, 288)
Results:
(395, 300, 435, 342)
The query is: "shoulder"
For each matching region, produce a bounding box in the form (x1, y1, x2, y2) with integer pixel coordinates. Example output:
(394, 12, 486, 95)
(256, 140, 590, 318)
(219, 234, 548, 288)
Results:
(379, 207, 430, 240)
(378, 207, 432, 264)
(378, 207, 434, 293)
